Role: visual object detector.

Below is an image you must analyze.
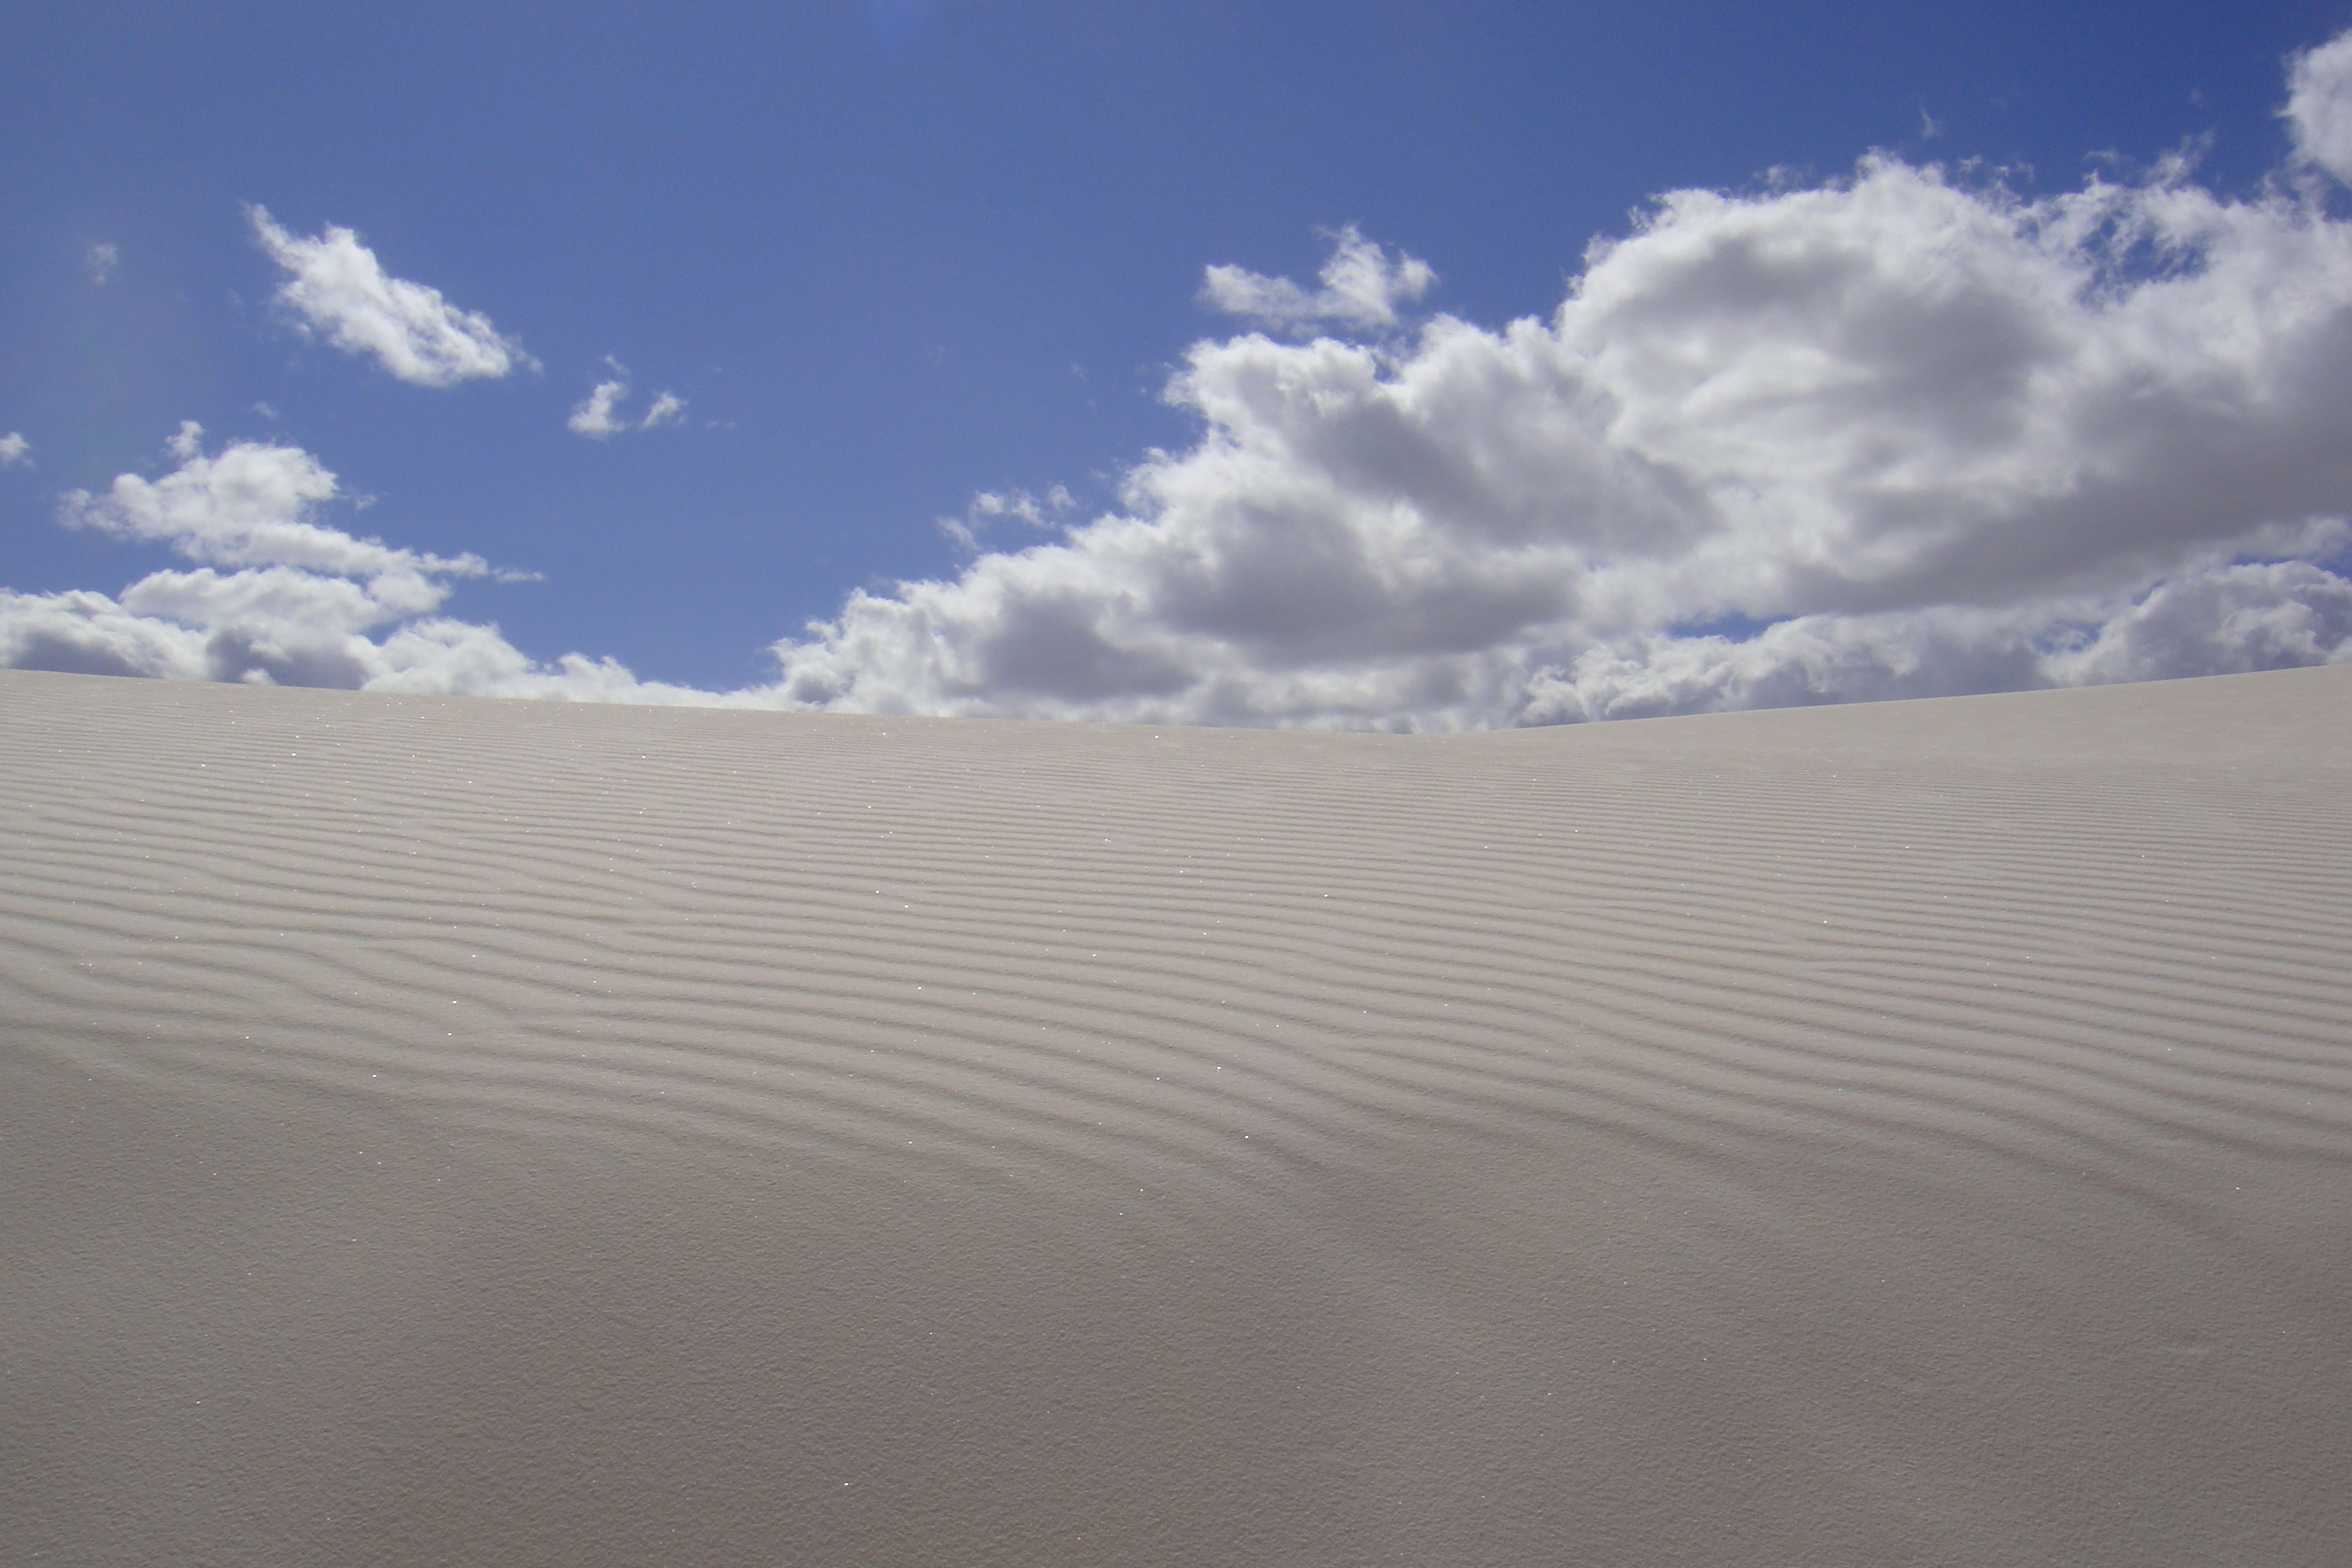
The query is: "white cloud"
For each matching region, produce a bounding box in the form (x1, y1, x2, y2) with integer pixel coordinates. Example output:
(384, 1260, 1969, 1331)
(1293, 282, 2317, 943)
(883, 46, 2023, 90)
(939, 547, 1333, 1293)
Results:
(247, 205, 531, 387)
(569, 361, 686, 437)
(0, 433, 28, 469)
(1201, 224, 1436, 334)
(939, 485, 1077, 551)
(2287, 30, 2352, 184)
(1, 426, 528, 689)
(13, 28, 2352, 725)
(86, 242, 118, 285)
(761, 117, 2352, 725)
(568, 365, 632, 438)
(1523, 558, 2352, 723)
(64, 421, 488, 586)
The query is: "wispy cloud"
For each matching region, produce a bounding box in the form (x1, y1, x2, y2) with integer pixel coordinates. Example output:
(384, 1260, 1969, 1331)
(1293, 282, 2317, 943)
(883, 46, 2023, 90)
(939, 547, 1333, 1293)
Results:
(568, 360, 687, 438)
(246, 205, 532, 387)
(939, 485, 1076, 551)
(0, 433, 29, 469)
(86, 242, 118, 285)
(1201, 225, 1436, 335)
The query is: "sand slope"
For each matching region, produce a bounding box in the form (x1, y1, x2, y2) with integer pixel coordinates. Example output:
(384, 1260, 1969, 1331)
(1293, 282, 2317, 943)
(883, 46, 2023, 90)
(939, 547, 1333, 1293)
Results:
(4, 665, 2349, 1566)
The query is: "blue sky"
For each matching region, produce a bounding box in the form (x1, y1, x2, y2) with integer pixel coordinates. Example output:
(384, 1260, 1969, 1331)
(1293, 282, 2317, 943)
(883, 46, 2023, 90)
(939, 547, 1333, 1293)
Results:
(6, 1, 2352, 723)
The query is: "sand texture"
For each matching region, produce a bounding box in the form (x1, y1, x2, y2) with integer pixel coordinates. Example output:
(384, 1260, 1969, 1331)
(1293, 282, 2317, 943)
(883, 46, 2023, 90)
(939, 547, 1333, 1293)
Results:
(5, 665, 2350, 1566)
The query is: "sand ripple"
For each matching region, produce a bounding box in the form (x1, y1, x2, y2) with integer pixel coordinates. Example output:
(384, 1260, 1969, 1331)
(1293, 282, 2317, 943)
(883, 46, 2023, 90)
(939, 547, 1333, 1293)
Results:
(5, 667, 2349, 1565)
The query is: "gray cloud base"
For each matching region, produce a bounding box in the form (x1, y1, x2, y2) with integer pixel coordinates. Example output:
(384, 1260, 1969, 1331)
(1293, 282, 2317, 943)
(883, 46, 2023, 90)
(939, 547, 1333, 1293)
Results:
(8, 38, 2352, 724)
(765, 152, 2352, 726)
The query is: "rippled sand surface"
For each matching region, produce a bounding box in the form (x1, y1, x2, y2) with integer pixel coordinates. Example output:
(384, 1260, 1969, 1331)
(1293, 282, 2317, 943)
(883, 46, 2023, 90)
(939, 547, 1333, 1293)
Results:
(5, 665, 2349, 1565)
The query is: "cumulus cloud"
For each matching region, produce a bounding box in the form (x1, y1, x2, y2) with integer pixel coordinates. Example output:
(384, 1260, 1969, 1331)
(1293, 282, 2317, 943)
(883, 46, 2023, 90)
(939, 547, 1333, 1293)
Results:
(569, 361, 687, 438)
(1201, 224, 1436, 334)
(568, 367, 631, 437)
(248, 205, 531, 387)
(1523, 559, 2352, 723)
(13, 29, 2352, 725)
(2287, 29, 2352, 184)
(0, 433, 28, 469)
(0, 425, 539, 689)
(760, 127, 2352, 727)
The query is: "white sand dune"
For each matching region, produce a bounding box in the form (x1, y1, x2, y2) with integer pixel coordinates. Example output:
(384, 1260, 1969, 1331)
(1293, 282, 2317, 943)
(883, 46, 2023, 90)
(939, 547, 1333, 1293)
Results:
(4, 665, 2349, 1565)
